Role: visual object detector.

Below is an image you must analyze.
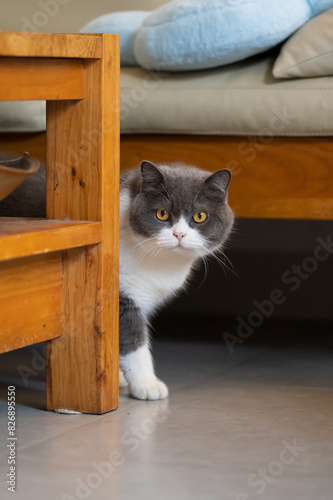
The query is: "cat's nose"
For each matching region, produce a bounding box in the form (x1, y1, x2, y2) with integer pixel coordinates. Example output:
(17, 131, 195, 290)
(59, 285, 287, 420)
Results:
(173, 231, 186, 241)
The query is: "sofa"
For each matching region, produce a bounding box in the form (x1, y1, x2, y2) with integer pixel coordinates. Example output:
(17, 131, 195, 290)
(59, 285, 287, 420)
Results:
(0, 0, 333, 221)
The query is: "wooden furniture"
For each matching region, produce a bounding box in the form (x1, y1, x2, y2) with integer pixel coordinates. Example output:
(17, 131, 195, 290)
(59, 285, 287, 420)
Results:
(1, 132, 333, 220)
(0, 32, 120, 414)
(120, 135, 333, 221)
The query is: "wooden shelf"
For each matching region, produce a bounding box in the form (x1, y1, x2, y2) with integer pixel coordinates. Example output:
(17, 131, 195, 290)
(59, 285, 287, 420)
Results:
(0, 218, 103, 262)
(0, 32, 120, 414)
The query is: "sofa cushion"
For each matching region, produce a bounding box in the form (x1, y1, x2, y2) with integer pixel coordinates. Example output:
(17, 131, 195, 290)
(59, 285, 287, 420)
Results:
(120, 52, 333, 136)
(1, 53, 333, 136)
(0, 101, 46, 133)
(80, 11, 150, 66)
(273, 9, 333, 79)
(134, 0, 333, 72)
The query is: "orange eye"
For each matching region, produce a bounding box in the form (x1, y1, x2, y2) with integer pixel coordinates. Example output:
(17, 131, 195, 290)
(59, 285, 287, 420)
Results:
(193, 212, 207, 223)
(156, 209, 170, 221)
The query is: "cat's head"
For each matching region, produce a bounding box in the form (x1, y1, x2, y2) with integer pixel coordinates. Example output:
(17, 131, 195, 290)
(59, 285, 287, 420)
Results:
(126, 161, 234, 259)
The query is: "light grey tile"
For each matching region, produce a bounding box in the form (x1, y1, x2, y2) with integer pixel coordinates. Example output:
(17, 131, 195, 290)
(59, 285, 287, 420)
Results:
(0, 339, 332, 500)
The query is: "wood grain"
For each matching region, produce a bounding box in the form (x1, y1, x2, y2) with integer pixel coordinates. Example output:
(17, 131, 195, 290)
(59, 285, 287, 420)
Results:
(46, 34, 120, 414)
(0, 32, 120, 414)
(2, 131, 333, 220)
(0, 218, 103, 262)
(120, 135, 333, 220)
(0, 253, 62, 353)
(0, 32, 102, 59)
(0, 58, 84, 101)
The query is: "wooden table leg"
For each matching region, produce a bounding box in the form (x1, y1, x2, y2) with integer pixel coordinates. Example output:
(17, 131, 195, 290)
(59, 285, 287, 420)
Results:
(46, 36, 120, 414)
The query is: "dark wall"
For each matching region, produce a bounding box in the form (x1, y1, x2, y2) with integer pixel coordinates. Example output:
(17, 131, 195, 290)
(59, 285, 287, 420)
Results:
(160, 218, 333, 323)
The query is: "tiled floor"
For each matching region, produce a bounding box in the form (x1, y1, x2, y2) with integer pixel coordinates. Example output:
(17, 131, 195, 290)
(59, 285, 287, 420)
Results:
(0, 335, 333, 500)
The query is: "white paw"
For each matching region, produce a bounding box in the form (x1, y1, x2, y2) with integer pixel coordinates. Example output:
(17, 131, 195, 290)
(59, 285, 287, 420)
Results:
(130, 377, 169, 401)
(119, 370, 128, 388)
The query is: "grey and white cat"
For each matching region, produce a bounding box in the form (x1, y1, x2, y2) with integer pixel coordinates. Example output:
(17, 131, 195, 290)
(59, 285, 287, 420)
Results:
(0, 160, 234, 401)
(118, 161, 234, 400)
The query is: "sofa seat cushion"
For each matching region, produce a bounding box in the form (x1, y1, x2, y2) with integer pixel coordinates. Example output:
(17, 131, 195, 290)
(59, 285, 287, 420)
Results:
(0, 101, 46, 133)
(1, 53, 333, 137)
(120, 52, 333, 136)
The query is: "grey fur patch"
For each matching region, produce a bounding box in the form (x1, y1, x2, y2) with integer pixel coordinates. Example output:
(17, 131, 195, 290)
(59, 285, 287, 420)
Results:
(0, 164, 46, 218)
(119, 291, 147, 356)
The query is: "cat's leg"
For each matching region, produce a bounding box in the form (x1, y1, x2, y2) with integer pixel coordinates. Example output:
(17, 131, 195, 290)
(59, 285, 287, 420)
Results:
(120, 344, 168, 400)
(119, 292, 168, 400)
(119, 370, 128, 387)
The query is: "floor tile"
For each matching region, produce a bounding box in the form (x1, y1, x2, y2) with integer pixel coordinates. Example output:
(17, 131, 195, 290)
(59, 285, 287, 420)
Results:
(0, 339, 332, 500)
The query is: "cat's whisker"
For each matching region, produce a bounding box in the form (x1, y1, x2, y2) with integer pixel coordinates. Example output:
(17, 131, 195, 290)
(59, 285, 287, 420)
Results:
(194, 254, 210, 290)
(131, 237, 164, 266)
(133, 236, 158, 251)
(146, 246, 163, 270)
(211, 251, 238, 278)
(219, 249, 235, 269)
(129, 237, 161, 261)
(216, 251, 237, 276)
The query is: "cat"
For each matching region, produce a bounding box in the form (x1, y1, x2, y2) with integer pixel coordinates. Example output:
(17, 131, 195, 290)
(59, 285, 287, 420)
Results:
(118, 161, 234, 400)
(0, 159, 234, 401)
(0, 163, 46, 218)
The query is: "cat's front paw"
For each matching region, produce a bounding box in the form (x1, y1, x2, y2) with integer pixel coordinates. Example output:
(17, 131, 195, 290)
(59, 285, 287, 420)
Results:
(119, 370, 128, 388)
(129, 377, 169, 401)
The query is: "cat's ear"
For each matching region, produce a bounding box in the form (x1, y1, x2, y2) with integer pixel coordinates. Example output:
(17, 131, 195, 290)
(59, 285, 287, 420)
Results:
(140, 161, 165, 192)
(202, 169, 231, 200)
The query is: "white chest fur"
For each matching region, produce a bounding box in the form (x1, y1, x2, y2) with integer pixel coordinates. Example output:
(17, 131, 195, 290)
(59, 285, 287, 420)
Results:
(120, 254, 191, 316)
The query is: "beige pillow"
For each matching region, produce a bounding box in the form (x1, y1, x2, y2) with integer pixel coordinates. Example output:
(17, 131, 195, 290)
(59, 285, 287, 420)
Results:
(273, 9, 333, 79)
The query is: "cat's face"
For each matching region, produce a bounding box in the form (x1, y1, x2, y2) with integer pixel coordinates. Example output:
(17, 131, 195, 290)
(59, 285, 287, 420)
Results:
(127, 162, 234, 260)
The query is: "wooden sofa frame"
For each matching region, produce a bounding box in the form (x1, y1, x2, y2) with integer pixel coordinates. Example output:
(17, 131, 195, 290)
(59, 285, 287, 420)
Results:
(1, 132, 333, 220)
